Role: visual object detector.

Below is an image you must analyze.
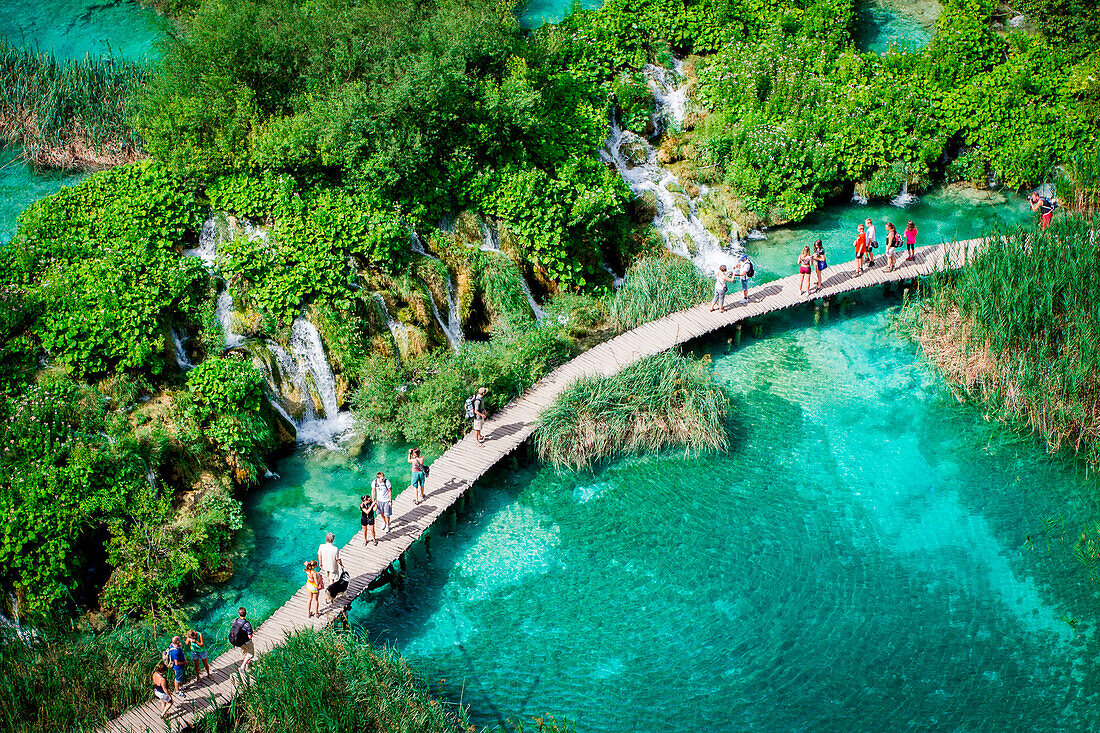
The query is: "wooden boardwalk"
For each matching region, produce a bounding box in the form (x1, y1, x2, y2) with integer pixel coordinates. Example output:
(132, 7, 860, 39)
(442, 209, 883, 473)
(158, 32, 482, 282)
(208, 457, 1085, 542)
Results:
(104, 238, 978, 732)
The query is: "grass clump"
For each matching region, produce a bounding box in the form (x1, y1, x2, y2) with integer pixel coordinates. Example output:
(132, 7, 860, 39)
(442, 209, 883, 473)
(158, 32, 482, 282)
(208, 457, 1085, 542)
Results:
(0, 621, 161, 733)
(903, 216, 1100, 464)
(610, 255, 711, 331)
(0, 38, 146, 169)
(213, 628, 467, 733)
(535, 351, 728, 470)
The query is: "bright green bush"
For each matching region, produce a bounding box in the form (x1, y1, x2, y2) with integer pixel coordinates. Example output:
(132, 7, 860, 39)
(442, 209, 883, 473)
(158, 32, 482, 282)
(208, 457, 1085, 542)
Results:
(183, 355, 273, 469)
(611, 71, 654, 134)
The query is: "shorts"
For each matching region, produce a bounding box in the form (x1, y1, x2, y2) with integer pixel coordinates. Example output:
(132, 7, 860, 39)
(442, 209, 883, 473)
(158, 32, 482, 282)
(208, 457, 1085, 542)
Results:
(1040, 212, 1052, 229)
(154, 689, 172, 702)
(885, 246, 896, 258)
(361, 512, 375, 526)
(173, 666, 185, 683)
(739, 277, 749, 289)
(240, 640, 255, 658)
(472, 418, 484, 431)
(816, 260, 827, 271)
(377, 500, 392, 517)
(799, 266, 810, 274)
(190, 649, 208, 661)
(411, 471, 425, 489)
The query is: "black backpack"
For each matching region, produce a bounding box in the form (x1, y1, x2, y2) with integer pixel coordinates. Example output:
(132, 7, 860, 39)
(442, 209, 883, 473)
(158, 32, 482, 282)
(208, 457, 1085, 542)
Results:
(229, 618, 250, 647)
(743, 260, 755, 278)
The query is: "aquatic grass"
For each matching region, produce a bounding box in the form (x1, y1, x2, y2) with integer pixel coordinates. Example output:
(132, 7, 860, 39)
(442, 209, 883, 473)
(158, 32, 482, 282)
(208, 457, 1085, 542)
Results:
(216, 628, 467, 733)
(904, 216, 1100, 464)
(0, 621, 161, 733)
(610, 255, 711, 331)
(0, 38, 145, 169)
(535, 351, 728, 470)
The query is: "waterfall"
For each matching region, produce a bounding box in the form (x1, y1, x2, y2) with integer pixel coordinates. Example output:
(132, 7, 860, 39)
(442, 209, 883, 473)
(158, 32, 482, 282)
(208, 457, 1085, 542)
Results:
(604, 264, 625, 289)
(411, 242, 464, 350)
(478, 222, 501, 252)
(216, 290, 245, 348)
(286, 316, 352, 446)
(602, 62, 741, 276)
(184, 216, 218, 265)
(373, 292, 407, 360)
(518, 275, 545, 321)
(171, 329, 194, 369)
(892, 166, 918, 207)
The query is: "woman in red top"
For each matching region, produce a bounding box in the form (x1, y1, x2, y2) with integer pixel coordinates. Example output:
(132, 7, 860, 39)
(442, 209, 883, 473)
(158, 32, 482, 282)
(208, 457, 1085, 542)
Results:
(853, 224, 867, 274)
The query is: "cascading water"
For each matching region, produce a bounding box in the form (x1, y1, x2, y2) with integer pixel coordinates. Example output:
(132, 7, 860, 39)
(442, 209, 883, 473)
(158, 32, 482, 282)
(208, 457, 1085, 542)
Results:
(892, 166, 918, 207)
(288, 316, 351, 445)
(373, 292, 408, 360)
(216, 290, 245, 349)
(171, 329, 194, 369)
(479, 222, 501, 252)
(602, 62, 741, 275)
(410, 238, 464, 350)
(518, 275, 545, 321)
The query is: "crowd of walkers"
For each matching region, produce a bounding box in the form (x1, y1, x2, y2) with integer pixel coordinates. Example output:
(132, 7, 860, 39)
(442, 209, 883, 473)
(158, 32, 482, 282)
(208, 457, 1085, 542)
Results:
(148, 388, 493, 718)
(850, 217, 918, 278)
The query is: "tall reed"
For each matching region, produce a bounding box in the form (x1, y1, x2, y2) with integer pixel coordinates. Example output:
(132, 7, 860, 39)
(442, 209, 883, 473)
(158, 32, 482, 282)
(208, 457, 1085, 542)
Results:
(0, 620, 161, 733)
(609, 255, 711, 331)
(0, 38, 146, 169)
(904, 216, 1100, 464)
(536, 351, 728, 470)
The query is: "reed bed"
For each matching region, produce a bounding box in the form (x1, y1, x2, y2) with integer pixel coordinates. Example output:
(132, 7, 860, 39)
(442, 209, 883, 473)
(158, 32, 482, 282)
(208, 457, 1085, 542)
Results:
(903, 216, 1100, 464)
(609, 255, 711, 331)
(215, 628, 467, 733)
(0, 38, 146, 169)
(536, 351, 728, 470)
(0, 621, 161, 733)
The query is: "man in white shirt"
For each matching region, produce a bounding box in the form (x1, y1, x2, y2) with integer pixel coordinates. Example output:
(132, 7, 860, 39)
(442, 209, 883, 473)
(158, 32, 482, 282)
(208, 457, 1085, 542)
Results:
(317, 532, 343, 585)
(864, 218, 877, 267)
(372, 472, 393, 533)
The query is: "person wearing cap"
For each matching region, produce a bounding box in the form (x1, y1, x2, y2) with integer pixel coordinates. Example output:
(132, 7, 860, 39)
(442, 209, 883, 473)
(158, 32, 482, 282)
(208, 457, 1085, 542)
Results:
(737, 254, 752, 303)
(472, 387, 488, 444)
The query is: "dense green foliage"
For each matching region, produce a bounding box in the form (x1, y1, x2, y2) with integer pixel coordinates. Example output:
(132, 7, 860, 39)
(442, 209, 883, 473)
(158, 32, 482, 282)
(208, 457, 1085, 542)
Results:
(0, 621, 161, 733)
(536, 351, 728, 470)
(207, 629, 467, 733)
(0, 38, 146, 167)
(905, 215, 1100, 464)
(354, 320, 572, 449)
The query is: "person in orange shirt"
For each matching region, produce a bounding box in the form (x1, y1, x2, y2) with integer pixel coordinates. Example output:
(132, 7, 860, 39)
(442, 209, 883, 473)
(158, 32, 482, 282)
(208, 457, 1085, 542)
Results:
(853, 224, 867, 275)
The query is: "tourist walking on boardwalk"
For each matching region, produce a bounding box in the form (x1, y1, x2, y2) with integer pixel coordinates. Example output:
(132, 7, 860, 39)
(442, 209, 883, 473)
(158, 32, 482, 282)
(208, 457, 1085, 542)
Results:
(1029, 192, 1056, 229)
(372, 472, 393, 533)
(797, 246, 813, 296)
(304, 560, 324, 617)
(710, 265, 735, 312)
(229, 607, 254, 674)
(317, 532, 344, 585)
(884, 223, 900, 272)
(468, 387, 488, 444)
(152, 662, 174, 719)
(185, 629, 214, 683)
(904, 220, 917, 260)
(854, 224, 868, 274)
(864, 218, 877, 266)
(737, 253, 753, 303)
(813, 239, 827, 291)
(360, 493, 377, 546)
(168, 636, 186, 696)
(408, 448, 427, 504)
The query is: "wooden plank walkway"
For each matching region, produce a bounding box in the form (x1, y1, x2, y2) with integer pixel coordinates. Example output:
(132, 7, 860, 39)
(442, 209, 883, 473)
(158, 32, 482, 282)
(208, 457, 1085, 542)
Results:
(104, 238, 980, 732)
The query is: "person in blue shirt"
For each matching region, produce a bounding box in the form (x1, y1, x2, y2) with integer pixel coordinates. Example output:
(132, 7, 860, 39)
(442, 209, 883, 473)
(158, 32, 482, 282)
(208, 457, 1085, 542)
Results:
(169, 636, 187, 696)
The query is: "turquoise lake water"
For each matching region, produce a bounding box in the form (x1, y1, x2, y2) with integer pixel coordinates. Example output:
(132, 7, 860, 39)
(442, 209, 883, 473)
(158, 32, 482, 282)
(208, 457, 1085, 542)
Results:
(855, 0, 938, 54)
(0, 0, 162, 243)
(207, 300, 1100, 730)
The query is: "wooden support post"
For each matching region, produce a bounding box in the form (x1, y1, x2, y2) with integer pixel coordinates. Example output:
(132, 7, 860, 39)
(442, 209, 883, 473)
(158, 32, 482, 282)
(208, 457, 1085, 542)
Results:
(399, 552, 408, 574)
(823, 297, 830, 323)
(735, 324, 742, 347)
(752, 323, 764, 338)
(813, 299, 821, 324)
(726, 337, 733, 354)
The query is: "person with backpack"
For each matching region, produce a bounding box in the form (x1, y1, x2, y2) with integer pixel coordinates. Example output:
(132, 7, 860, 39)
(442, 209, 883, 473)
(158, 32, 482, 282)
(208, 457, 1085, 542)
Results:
(229, 607, 254, 674)
(1029, 192, 1056, 229)
(372, 472, 393, 533)
(467, 387, 488, 444)
(317, 532, 344, 586)
(737, 254, 754, 303)
(152, 662, 175, 719)
(167, 636, 187, 696)
(185, 629, 214, 684)
(884, 222, 900, 272)
(408, 448, 428, 504)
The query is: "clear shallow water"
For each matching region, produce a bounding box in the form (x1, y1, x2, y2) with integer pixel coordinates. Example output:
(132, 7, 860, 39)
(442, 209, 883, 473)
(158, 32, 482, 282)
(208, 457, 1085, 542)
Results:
(518, 0, 602, 27)
(340, 303, 1100, 731)
(855, 0, 939, 53)
(0, 0, 162, 243)
(186, 441, 415, 648)
(746, 187, 1033, 283)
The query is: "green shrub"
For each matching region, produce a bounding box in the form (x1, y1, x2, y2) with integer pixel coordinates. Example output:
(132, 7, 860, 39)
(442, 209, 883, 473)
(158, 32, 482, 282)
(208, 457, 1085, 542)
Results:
(611, 71, 654, 134)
